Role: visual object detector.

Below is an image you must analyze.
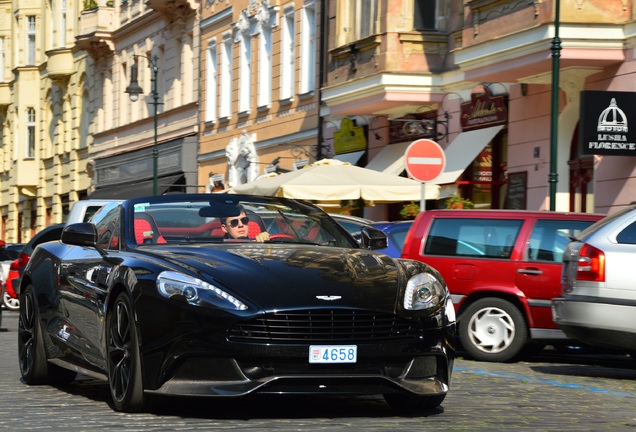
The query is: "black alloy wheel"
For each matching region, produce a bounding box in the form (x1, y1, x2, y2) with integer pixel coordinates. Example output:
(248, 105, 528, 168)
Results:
(107, 292, 145, 412)
(18, 284, 76, 385)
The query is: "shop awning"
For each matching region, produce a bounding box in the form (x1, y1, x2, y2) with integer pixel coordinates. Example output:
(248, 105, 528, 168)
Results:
(89, 174, 185, 199)
(365, 142, 411, 176)
(429, 125, 503, 185)
(333, 150, 366, 165)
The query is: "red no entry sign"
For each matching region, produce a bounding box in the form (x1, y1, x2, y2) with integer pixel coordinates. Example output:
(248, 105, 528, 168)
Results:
(404, 139, 446, 183)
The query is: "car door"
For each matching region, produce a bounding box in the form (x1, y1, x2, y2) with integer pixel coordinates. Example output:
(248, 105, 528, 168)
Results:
(422, 217, 523, 304)
(59, 208, 121, 370)
(515, 218, 597, 332)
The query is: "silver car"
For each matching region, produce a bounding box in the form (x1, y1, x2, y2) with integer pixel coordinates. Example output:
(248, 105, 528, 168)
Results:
(552, 204, 636, 355)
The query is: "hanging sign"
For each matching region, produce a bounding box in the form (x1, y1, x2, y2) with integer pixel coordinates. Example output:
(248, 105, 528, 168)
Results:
(580, 90, 636, 156)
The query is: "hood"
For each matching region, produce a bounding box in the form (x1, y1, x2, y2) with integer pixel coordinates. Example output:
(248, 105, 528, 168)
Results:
(148, 243, 407, 313)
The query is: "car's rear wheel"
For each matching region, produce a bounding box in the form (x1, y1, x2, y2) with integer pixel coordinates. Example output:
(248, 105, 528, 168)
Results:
(459, 297, 528, 362)
(107, 292, 146, 412)
(3, 289, 19, 311)
(384, 393, 446, 412)
(18, 284, 77, 385)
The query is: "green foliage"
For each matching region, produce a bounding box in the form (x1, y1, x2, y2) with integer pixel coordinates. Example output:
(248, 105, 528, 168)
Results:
(445, 194, 474, 209)
(83, 0, 98, 9)
(399, 202, 420, 219)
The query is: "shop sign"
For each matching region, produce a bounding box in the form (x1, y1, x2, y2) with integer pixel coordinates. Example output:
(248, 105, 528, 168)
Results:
(472, 145, 492, 190)
(580, 90, 636, 156)
(334, 118, 367, 154)
(95, 142, 184, 187)
(460, 89, 507, 131)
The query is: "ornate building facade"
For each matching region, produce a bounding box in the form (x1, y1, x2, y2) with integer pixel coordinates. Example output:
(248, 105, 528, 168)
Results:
(77, 0, 201, 199)
(0, 0, 93, 242)
(197, 0, 322, 192)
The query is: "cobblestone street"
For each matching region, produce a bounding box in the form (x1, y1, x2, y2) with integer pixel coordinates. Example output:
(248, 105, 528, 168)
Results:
(1, 310, 634, 431)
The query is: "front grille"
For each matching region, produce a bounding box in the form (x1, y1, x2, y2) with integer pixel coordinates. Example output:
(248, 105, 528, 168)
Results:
(228, 309, 419, 343)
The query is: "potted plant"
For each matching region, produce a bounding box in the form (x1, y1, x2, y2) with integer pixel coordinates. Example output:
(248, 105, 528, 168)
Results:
(399, 202, 420, 219)
(445, 194, 474, 209)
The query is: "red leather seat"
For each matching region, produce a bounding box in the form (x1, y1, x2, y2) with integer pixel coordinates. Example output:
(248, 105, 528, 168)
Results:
(134, 213, 167, 244)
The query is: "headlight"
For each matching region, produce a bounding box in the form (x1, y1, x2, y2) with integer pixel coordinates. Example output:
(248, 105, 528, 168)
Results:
(404, 272, 445, 311)
(157, 271, 247, 311)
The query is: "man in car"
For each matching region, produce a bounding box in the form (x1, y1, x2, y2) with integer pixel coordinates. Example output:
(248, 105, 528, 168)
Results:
(221, 206, 270, 242)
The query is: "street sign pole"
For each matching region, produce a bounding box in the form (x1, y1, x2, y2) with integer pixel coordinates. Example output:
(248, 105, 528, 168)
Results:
(404, 139, 446, 213)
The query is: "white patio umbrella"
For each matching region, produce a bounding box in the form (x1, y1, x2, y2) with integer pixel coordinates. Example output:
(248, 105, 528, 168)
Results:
(229, 159, 439, 203)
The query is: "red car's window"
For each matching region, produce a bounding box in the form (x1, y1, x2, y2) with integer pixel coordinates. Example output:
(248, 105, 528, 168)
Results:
(423, 218, 523, 258)
(527, 219, 597, 262)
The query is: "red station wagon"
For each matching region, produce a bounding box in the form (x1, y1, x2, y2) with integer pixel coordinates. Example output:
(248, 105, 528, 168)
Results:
(401, 209, 603, 362)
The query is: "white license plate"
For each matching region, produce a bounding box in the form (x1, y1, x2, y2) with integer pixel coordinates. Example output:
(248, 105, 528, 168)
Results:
(309, 345, 357, 364)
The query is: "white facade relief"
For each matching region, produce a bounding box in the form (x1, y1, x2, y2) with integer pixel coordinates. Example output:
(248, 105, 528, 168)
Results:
(226, 131, 259, 187)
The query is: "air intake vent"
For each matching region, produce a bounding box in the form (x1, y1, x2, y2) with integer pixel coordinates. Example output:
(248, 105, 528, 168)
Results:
(228, 309, 419, 343)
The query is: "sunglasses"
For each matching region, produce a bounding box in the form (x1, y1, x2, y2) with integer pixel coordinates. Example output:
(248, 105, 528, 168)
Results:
(226, 216, 250, 228)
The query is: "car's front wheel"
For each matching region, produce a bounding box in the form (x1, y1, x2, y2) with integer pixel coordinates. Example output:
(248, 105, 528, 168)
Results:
(384, 393, 446, 413)
(107, 291, 146, 412)
(459, 297, 528, 362)
(18, 284, 76, 385)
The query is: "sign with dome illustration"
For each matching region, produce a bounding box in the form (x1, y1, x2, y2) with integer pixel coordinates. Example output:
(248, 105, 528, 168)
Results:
(580, 90, 636, 156)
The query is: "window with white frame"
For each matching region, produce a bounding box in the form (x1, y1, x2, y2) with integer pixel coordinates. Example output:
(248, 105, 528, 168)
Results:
(103, 69, 113, 130)
(81, 90, 90, 148)
(182, 32, 194, 105)
(336, 0, 377, 47)
(26, 108, 35, 158)
(49, 0, 54, 49)
(300, 1, 316, 95)
(205, 41, 218, 123)
(257, 19, 272, 108)
(238, 27, 251, 114)
(280, 6, 295, 101)
(220, 32, 232, 119)
(59, 0, 67, 47)
(47, 103, 55, 159)
(27, 16, 36, 65)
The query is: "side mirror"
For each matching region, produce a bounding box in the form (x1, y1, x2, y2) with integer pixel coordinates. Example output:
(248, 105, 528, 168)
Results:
(61, 223, 98, 247)
(360, 227, 388, 250)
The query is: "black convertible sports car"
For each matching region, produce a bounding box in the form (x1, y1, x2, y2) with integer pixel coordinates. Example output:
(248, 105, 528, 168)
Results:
(18, 194, 455, 413)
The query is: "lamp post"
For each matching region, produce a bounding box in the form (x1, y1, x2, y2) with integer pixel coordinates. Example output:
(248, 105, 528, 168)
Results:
(549, 0, 561, 211)
(125, 55, 160, 195)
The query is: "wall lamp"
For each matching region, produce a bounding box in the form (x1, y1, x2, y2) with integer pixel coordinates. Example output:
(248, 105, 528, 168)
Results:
(392, 111, 451, 142)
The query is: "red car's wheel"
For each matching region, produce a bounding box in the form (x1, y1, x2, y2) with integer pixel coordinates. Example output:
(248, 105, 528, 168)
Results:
(2, 288, 19, 311)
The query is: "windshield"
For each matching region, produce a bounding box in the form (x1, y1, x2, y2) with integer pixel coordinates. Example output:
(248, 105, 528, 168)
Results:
(125, 194, 359, 248)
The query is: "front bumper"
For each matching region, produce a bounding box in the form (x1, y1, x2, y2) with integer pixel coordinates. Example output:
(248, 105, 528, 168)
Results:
(149, 352, 453, 397)
(142, 327, 455, 398)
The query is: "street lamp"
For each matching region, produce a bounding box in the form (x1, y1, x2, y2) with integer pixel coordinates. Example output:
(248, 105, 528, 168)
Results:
(125, 54, 160, 195)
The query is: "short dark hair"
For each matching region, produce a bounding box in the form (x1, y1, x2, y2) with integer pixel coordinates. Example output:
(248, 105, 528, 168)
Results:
(220, 204, 246, 225)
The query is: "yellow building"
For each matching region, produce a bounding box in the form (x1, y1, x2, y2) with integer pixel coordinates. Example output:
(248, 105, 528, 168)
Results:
(0, 0, 93, 242)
